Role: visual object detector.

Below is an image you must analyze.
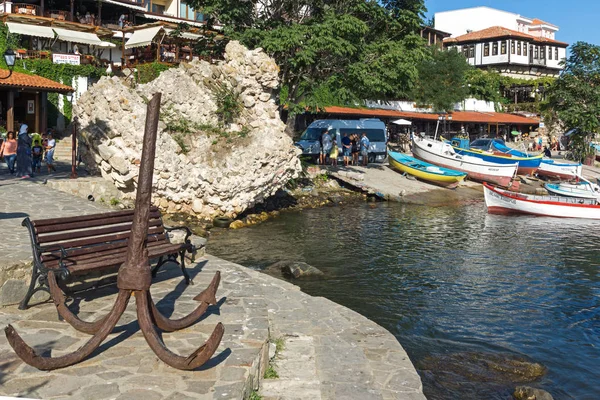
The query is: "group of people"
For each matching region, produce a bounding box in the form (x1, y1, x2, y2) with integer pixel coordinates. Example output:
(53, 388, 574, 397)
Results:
(319, 130, 370, 167)
(0, 125, 56, 178)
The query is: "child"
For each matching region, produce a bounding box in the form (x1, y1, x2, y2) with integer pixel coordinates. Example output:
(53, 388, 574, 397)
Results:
(330, 142, 338, 166)
(31, 139, 44, 173)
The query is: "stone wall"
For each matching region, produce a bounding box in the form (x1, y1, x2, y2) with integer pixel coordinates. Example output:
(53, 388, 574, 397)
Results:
(74, 41, 301, 219)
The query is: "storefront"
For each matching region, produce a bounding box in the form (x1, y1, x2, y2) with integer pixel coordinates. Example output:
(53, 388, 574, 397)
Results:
(0, 70, 73, 133)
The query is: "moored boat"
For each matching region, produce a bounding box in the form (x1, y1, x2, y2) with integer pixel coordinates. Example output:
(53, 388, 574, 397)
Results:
(537, 159, 582, 180)
(411, 136, 518, 187)
(388, 151, 467, 189)
(450, 138, 543, 175)
(544, 180, 600, 200)
(483, 182, 600, 219)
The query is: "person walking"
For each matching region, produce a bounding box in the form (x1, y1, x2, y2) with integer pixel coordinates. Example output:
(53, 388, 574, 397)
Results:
(360, 132, 370, 166)
(0, 131, 18, 174)
(341, 133, 352, 166)
(16, 124, 33, 178)
(45, 132, 57, 173)
(320, 129, 332, 165)
(31, 138, 44, 174)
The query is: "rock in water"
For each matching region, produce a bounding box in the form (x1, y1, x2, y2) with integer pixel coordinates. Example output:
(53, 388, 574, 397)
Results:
(513, 386, 554, 400)
(74, 41, 301, 220)
(265, 261, 324, 279)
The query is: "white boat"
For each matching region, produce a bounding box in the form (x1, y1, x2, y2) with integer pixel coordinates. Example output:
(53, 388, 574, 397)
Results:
(483, 183, 600, 219)
(544, 179, 600, 200)
(411, 136, 518, 187)
(537, 159, 582, 180)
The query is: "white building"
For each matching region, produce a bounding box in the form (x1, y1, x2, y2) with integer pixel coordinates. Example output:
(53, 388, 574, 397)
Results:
(434, 6, 567, 79)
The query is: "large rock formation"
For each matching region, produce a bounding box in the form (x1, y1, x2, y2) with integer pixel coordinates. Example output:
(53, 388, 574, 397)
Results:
(74, 41, 301, 218)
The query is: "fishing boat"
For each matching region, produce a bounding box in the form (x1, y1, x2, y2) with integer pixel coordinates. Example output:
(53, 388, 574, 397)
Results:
(450, 138, 543, 175)
(388, 151, 467, 189)
(483, 183, 600, 219)
(537, 159, 582, 180)
(412, 136, 518, 187)
(544, 179, 600, 200)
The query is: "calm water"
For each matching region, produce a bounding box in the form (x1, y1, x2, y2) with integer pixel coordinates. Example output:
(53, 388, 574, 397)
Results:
(207, 201, 600, 399)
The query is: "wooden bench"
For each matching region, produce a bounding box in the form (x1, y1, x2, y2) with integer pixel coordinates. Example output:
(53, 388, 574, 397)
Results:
(19, 207, 198, 310)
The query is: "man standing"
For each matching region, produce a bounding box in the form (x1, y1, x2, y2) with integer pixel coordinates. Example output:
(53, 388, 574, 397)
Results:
(320, 129, 332, 165)
(360, 132, 370, 166)
(341, 133, 352, 166)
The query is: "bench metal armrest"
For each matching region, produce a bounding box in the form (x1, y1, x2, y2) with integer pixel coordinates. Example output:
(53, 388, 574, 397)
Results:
(164, 225, 194, 246)
(35, 244, 70, 280)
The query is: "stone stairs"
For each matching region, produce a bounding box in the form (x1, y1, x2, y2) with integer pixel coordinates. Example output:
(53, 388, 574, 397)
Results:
(53, 135, 74, 162)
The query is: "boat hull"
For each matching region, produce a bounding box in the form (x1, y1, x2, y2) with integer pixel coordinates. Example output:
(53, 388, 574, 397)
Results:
(453, 147, 542, 175)
(544, 182, 600, 200)
(388, 153, 466, 189)
(483, 183, 600, 219)
(412, 137, 517, 187)
(537, 160, 582, 181)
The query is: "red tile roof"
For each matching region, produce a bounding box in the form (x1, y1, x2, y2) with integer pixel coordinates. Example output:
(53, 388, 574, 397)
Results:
(444, 26, 567, 46)
(323, 106, 540, 125)
(0, 70, 74, 93)
(531, 18, 555, 27)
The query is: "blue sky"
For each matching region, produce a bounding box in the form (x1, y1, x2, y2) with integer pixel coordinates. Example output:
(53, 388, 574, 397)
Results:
(425, 0, 596, 47)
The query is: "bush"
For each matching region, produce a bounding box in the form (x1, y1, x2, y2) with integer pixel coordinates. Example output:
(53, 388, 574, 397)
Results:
(136, 62, 173, 84)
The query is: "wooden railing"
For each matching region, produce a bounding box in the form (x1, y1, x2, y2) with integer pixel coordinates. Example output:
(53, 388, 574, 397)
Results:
(12, 3, 41, 16)
(44, 9, 72, 21)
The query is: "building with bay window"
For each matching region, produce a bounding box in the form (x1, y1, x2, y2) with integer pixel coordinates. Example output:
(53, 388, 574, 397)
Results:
(434, 6, 568, 79)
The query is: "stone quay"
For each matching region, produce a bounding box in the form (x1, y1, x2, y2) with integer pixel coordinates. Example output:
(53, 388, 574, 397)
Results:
(0, 175, 426, 399)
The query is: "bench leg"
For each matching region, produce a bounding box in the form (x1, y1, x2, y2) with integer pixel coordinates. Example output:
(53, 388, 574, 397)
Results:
(151, 256, 165, 278)
(18, 264, 49, 310)
(179, 250, 192, 285)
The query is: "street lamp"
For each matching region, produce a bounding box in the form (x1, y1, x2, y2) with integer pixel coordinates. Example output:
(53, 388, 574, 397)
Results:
(1, 49, 16, 79)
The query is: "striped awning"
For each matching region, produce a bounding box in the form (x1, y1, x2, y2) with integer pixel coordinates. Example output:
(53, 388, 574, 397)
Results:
(6, 22, 55, 39)
(124, 26, 163, 49)
(52, 28, 103, 46)
(164, 28, 202, 41)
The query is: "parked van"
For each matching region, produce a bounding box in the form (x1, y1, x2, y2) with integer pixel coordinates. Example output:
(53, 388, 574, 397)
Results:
(295, 119, 388, 163)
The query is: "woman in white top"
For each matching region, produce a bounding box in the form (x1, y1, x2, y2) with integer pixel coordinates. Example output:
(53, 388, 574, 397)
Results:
(45, 132, 57, 172)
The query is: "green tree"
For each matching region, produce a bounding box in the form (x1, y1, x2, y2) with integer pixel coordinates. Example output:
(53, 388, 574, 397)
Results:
(188, 0, 428, 113)
(413, 47, 470, 112)
(544, 41, 600, 161)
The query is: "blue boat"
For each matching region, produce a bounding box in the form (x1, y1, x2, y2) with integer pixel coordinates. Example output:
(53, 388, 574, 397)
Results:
(388, 151, 467, 189)
(450, 137, 543, 175)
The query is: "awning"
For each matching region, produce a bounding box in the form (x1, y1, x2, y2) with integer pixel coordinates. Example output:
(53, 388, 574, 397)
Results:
(164, 28, 202, 41)
(391, 118, 412, 126)
(125, 26, 163, 49)
(6, 22, 55, 39)
(98, 41, 117, 48)
(102, 0, 147, 12)
(137, 12, 205, 27)
(52, 28, 103, 45)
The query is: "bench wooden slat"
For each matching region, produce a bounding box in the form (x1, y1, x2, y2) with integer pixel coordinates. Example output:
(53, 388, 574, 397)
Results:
(32, 207, 159, 227)
(38, 226, 165, 250)
(39, 235, 169, 261)
(42, 240, 174, 268)
(37, 219, 163, 243)
(65, 243, 183, 275)
(34, 211, 162, 234)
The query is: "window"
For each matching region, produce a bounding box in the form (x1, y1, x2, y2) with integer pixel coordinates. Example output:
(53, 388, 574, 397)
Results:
(555, 47, 559, 60)
(549, 46, 553, 60)
(540, 46, 545, 59)
(492, 42, 498, 56)
(511, 40, 515, 54)
(524, 43, 528, 56)
(501, 41, 506, 55)
(180, 2, 203, 20)
(152, 3, 165, 13)
(534, 46, 538, 59)
(462, 45, 469, 57)
(469, 45, 475, 58)
(484, 43, 489, 57)
(517, 41, 521, 55)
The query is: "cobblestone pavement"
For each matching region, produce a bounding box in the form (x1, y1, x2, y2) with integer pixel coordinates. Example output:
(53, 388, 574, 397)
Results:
(0, 175, 426, 399)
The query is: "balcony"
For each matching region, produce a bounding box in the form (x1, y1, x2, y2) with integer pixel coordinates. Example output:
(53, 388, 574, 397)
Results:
(11, 3, 41, 16)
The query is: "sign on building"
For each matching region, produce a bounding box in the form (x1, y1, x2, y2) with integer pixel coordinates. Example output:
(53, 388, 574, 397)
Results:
(52, 53, 81, 65)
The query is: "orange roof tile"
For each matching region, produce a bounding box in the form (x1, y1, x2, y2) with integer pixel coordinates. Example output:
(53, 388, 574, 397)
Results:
(444, 26, 567, 46)
(0, 70, 74, 93)
(322, 106, 540, 125)
(531, 18, 555, 27)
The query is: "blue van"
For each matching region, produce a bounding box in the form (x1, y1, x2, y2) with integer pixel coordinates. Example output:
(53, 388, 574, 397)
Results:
(295, 119, 388, 163)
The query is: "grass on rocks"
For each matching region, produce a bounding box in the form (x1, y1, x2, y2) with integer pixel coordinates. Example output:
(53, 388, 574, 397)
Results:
(264, 337, 285, 379)
(249, 391, 262, 400)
